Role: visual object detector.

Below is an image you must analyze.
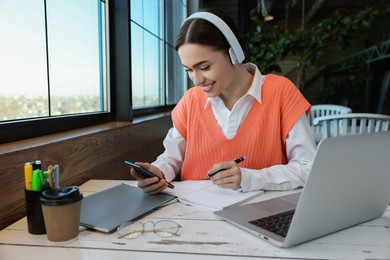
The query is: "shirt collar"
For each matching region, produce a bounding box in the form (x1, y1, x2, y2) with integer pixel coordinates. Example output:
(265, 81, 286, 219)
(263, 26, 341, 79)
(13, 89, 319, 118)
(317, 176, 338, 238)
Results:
(245, 63, 264, 104)
(204, 63, 265, 109)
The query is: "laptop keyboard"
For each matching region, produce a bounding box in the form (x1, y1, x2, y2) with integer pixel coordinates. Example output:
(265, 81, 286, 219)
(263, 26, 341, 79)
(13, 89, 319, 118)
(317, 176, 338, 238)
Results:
(248, 210, 295, 237)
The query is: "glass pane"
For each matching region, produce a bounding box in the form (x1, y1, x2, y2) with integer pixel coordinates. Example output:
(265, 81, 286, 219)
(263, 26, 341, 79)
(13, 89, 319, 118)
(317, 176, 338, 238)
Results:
(131, 26, 161, 108)
(166, 45, 186, 105)
(130, 0, 143, 25)
(143, 0, 160, 37)
(130, 0, 160, 37)
(46, 0, 103, 115)
(143, 32, 161, 107)
(0, 0, 48, 120)
(131, 22, 145, 108)
(165, 0, 186, 105)
(130, 0, 188, 111)
(165, 0, 186, 46)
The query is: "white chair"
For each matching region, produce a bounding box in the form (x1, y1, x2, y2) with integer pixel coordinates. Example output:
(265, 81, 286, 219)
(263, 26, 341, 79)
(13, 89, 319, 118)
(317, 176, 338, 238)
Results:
(313, 113, 390, 140)
(309, 104, 352, 143)
(308, 104, 352, 126)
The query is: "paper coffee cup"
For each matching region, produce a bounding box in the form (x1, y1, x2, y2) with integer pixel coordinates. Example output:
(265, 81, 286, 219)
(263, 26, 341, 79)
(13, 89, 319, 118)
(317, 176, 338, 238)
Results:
(40, 186, 83, 242)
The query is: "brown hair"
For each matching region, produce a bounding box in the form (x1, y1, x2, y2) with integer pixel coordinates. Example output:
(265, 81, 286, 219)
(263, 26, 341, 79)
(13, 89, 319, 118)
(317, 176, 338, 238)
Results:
(175, 9, 244, 57)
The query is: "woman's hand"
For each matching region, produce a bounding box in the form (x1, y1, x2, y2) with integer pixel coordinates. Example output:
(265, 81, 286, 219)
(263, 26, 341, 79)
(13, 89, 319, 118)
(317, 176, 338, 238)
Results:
(130, 162, 168, 194)
(208, 160, 242, 190)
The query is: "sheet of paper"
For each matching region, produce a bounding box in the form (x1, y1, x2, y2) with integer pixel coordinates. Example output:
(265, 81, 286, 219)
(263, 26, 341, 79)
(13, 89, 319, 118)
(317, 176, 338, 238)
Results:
(163, 180, 214, 197)
(163, 180, 263, 211)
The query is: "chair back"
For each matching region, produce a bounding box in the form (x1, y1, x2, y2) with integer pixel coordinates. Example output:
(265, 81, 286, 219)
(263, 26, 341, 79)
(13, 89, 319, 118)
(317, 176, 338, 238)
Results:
(313, 113, 390, 139)
(308, 104, 352, 126)
(309, 104, 352, 143)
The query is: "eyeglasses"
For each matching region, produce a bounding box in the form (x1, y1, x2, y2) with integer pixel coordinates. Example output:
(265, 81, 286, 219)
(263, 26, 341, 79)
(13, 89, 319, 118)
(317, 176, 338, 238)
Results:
(117, 220, 182, 239)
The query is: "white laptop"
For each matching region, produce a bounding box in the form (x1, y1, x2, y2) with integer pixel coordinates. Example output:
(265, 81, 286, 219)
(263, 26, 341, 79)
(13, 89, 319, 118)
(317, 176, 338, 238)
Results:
(214, 131, 390, 247)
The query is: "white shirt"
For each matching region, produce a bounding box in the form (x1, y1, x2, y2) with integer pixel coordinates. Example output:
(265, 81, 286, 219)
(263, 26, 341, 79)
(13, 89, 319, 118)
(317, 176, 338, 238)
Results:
(153, 63, 317, 192)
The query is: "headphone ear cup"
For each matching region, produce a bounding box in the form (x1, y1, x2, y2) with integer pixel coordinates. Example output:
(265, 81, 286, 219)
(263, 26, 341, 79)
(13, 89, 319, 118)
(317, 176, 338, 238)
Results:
(228, 48, 239, 65)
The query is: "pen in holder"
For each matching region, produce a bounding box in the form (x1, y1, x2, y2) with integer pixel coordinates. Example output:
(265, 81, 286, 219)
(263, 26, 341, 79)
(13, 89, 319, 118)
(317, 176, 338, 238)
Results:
(25, 189, 46, 234)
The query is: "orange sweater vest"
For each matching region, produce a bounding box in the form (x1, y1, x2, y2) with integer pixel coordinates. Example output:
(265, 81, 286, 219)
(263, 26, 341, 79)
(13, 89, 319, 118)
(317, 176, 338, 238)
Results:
(172, 74, 310, 180)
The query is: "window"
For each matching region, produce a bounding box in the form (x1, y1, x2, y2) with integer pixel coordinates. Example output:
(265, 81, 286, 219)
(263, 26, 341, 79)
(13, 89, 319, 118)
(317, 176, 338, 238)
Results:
(0, 0, 187, 144)
(130, 0, 187, 110)
(0, 0, 108, 121)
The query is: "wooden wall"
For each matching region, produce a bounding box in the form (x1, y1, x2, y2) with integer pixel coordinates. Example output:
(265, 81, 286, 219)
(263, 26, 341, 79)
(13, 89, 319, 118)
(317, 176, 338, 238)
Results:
(0, 115, 172, 230)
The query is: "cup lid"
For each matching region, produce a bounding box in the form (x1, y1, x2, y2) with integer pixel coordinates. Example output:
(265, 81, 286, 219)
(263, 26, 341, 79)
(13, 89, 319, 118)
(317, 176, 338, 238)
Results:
(40, 186, 83, 206)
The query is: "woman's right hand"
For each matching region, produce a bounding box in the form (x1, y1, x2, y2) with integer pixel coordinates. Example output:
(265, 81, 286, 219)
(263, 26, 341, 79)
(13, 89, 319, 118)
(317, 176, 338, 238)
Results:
(130, 162, 168, 194)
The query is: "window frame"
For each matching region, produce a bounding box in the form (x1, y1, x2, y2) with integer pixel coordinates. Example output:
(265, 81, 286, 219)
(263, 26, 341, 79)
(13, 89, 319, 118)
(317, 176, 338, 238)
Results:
(0, 0, 113, 144)
(0, 0, 186, 144)
(130, 0, 187, 113)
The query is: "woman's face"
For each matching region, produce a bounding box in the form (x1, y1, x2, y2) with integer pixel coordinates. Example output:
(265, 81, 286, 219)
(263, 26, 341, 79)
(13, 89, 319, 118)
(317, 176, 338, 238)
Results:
(178, 43, 236, 98)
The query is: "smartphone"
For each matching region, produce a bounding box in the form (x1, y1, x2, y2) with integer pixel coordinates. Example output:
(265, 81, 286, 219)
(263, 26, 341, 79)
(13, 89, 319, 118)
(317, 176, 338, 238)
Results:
(124, 161, 174, 189)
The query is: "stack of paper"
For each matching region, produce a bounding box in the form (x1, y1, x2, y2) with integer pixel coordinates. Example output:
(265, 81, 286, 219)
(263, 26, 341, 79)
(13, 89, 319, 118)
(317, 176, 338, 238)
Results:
(163, 180, 264, 211)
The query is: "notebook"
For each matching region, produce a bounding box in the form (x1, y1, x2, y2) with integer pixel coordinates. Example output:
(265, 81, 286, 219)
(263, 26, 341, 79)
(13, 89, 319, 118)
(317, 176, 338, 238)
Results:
(214, 131, 390, 248)
(80, 183, 176, 232)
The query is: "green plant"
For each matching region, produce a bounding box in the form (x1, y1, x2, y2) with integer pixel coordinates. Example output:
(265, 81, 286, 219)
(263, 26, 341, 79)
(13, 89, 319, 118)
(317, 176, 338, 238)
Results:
(243, 5, 377, 90)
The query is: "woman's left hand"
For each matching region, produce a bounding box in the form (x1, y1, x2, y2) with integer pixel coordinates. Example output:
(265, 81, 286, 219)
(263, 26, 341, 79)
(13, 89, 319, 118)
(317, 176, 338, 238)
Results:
(208, 160, 242, 190)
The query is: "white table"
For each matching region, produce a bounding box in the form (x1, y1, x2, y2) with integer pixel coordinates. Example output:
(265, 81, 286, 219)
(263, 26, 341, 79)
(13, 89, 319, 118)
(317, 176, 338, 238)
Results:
(0, 180, 389, 260)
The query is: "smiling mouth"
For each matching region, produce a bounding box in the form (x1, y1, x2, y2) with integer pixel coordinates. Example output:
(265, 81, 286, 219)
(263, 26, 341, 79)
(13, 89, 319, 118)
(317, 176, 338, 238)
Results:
(201, 82, 215, 92)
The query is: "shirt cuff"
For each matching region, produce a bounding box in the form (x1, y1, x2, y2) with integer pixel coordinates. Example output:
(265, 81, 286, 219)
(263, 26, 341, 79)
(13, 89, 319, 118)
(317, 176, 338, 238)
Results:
(151, 161, 176, 182)
(240, 168, 267, 192)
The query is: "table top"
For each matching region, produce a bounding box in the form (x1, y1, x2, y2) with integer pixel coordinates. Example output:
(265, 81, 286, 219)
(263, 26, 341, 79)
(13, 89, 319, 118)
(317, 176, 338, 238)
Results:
(0, 179, 389, 260)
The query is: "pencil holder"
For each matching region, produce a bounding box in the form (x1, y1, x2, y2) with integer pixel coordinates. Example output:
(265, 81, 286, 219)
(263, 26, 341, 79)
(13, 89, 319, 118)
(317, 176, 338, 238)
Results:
(25, 189, 46, 234)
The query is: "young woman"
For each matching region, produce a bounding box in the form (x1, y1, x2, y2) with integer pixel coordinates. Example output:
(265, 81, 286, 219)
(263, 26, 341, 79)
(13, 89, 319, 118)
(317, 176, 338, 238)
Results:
(131, 9, 316, 194)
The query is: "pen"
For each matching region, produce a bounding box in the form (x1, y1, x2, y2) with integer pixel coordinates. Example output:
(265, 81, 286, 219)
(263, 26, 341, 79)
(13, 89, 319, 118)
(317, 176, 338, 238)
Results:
(166, 181, 175, 189)
(42, 170, 51, 191)
(205, 156, 246, 178)
(53, 164, 60, 190)
(48, 165, 54, 189)
(33, 160, 42, 170)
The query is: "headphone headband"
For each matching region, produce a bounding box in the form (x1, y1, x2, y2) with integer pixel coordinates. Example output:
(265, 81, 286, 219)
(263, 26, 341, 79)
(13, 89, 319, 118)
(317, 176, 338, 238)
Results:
(183, 12, 245, 65)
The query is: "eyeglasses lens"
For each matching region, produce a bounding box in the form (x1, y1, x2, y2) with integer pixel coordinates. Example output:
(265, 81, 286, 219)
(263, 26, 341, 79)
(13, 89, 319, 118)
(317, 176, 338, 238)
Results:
(154, 220, 181, 237)
(118, 221, 144, 239)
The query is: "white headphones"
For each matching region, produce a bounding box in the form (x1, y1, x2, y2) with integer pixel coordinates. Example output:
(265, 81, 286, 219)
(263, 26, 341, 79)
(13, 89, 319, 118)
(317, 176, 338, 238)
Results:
(183, 12, 245, 65)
